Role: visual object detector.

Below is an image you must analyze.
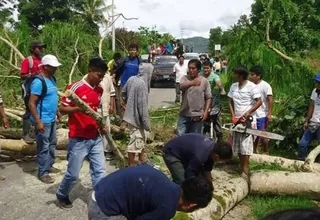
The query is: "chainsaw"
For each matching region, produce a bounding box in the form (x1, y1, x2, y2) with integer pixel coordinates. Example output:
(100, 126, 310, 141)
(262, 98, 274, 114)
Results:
(222, 116, 285, 141)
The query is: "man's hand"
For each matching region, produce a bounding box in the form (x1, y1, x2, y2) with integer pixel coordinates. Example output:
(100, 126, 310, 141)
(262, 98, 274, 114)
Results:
(100, 126, 109, 135)
(267, 114, 272, 123)
(120, 121, 127, 131)
(35, 121, 45, 133)
(56, 111, 62, 123)
(243, 111, 250, 118)
(201, 111, 209, 121)
(2, 117, 9, 129)
(304, 121, 309, 130)
(192, 79, 201, 87)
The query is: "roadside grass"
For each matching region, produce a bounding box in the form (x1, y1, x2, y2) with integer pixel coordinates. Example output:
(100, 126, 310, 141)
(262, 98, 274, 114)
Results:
(249, 161, 292, 172)
(247, 195, 316, 219)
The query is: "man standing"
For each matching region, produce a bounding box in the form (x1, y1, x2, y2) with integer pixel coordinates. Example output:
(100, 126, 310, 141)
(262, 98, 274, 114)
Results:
(177, 59, 212, 136)
(228, 66, 262, 178)
(173, 55, 188, 103)
(0, 90, 10, 181)
(21, 41, 46, 144)
(163, 133, 232, 184)
(28, 55, 61, 184)
(56, 58, 108, 209)
(122, 70, 150, 167)
(88, 165, 213, 220)
(299, 73, 320, 160)
(250, 66, 273, 154)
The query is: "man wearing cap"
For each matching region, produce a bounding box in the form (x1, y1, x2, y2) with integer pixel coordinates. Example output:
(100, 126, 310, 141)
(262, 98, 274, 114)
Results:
(299, 73, 320, 160)
(21, 41, 46, 144)
(28, 54, 61, 184)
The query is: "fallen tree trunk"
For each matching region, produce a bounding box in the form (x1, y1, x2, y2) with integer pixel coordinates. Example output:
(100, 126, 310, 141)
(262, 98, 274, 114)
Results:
(302, 145, 320, 172)
(250, 171, 320, 200)
(64, 90, 125, 167)
(187, 170, 249, 220)
(0, 128, 68, 155)
(250, 153, 320, 173)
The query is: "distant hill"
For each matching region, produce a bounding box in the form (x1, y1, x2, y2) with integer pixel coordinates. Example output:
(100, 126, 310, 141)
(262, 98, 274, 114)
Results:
(182, 37, 209, 53)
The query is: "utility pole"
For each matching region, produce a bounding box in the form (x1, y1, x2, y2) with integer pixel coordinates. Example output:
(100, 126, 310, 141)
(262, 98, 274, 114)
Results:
(111, 0, 115, 51)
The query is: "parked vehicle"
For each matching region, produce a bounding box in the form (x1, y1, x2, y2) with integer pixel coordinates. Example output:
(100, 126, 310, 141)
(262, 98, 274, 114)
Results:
(183, 52, 200, 64)
(140, 54, 149, 62)
(151, 55, 177, 88)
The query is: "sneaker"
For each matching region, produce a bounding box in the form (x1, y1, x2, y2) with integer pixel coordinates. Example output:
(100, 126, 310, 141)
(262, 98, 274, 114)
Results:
(39, 175, 55, 184)
(0, 175, 5, 181)
(105, 152, 115, 161)
(56, 196, 73, 210)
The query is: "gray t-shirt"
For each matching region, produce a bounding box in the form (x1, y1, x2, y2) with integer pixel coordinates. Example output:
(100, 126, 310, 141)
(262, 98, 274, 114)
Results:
(179, 75, 212, 117)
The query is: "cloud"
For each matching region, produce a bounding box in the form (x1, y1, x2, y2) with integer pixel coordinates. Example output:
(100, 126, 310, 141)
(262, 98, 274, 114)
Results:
(218, 13, 240, 28)
(179, 20, 216, 33)
(139, 0, 161, 11)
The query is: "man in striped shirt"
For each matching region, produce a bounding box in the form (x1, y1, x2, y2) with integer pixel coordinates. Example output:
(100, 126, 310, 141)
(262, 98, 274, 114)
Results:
(0, 91, 9, 181)
(56, 58, 108, 210)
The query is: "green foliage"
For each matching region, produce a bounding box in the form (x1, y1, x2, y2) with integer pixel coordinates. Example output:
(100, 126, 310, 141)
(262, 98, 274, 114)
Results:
(208, 27, 223, 53)
(247, 195, 315, 219)
(249, 161, 293, 171)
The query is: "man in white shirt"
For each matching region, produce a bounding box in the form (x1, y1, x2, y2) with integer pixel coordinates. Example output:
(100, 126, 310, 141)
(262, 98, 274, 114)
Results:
(228, 66, 262, 179)
(299, 73, 320, 160)
(250, 66, 273, 154)
(173, 55, 188, 103)
(213, 57, 221, 74)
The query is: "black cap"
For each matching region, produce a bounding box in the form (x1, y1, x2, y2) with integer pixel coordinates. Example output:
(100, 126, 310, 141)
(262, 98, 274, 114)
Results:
(31, 41, 46, 48)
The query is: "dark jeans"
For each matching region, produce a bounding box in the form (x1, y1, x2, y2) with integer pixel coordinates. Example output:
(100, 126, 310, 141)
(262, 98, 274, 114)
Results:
(299, 128, 320, 160)
(162, 154, 185, 184)
(87, 192, 127, 220)
(175, 83, 181, 103)
(176, 116, 203, 136)
(36, 122, 57, 177)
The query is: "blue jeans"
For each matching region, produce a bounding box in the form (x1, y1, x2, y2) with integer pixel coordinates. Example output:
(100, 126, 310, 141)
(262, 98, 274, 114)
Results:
(299, 128, 319, 160)
(56, 137, 106, 199)
(176, 115, 203, 136)
(36, 122, 57, 177)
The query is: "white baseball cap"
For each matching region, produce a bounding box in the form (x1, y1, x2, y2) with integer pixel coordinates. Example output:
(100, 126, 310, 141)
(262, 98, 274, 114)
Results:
(41, 54, 62, 67)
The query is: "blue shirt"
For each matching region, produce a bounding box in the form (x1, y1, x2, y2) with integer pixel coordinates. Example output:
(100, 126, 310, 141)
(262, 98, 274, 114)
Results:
(163, 133, 215, 178)
(30, 77, 58, 123)
(95, 166, 181, 220)
(166, 43, 173, 53)
(120, 57, 139, 88)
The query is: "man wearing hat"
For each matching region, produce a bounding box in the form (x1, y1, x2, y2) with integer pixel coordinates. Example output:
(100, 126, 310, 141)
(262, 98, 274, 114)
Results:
(28, 54, 61, 184)
(20, 41, 46, 144)
(299, 73, 320, 160)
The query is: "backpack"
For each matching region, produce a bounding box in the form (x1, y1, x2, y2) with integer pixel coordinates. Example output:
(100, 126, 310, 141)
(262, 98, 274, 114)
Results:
(23, 74, 56, 119)
(27, 56, 33, 74)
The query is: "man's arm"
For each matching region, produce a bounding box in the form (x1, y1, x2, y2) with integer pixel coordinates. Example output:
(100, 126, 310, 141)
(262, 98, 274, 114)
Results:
(180, 76, 200, 91)
(59, 105, 80, 115)
(185, 157, 203, 179)
(20, 58, 31, 80)
(267, 95, 273, 122)
(244, 97, 262, 117)
(228, 98, 235, 119)
(304, 100, 315, 129)
(202, 159, 214, 182)
(137, 85, 150, 131)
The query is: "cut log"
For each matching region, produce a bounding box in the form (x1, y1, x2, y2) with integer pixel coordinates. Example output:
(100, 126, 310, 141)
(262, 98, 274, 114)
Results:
(0, 128, 68, 155)
(64, 89, 125, 167)
(302, 145, 320, 172)
(250, 154, 320, 173)
(187, 170, 249, 220)
(250, 171, 320, 200)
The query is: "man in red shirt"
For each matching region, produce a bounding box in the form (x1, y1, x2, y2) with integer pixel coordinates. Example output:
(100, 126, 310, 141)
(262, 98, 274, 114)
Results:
(20, 41, 46, 144)
(56, 58, 108, 210)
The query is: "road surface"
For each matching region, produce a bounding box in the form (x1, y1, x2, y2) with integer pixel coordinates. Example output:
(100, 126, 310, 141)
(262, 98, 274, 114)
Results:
(148, 84, 176, 109)
(0, 85, 175, 220)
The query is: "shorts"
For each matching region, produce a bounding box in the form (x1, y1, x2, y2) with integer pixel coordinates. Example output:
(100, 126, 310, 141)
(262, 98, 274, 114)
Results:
(256, 117, 268, 131)
(127, 127, 146, 153)
(232, 118, 255, 156)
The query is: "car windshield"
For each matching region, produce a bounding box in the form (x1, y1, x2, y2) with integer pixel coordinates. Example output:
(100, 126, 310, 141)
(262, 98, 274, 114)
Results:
(154, 56, 177, 64)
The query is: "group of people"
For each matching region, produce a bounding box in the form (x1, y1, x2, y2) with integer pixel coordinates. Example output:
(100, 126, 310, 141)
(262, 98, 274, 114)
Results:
(147, 40, 184, 63)
(173, 56, 274, 179)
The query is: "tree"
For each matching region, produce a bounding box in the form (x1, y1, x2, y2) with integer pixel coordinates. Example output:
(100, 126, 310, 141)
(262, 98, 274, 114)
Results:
(208, 27, 223, 53)
(0, 0, 15, 28)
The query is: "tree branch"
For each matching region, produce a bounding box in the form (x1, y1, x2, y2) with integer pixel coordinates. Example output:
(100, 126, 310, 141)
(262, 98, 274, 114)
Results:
(69, 36, 80, 85)
(0, 36, 25, 60)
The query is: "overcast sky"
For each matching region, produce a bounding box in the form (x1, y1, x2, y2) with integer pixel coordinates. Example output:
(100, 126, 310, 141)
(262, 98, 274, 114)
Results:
(113, 0, 254, 38)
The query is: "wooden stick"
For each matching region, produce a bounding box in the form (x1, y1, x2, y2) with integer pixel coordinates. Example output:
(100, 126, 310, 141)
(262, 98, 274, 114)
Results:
(64, 89, 125, 167)
(0, 36, 25, 60)
(69, 36, 79, 85)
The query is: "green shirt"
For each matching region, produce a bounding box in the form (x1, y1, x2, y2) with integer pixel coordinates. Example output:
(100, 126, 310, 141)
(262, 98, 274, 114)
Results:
(201, 71, 220, 90)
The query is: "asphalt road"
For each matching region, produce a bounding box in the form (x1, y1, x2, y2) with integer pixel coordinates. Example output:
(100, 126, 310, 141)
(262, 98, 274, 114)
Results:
(0, 84, 176, 220)
(148, 83, 176, 109)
